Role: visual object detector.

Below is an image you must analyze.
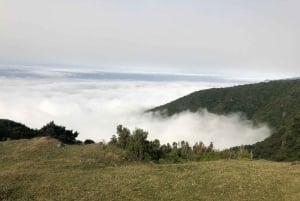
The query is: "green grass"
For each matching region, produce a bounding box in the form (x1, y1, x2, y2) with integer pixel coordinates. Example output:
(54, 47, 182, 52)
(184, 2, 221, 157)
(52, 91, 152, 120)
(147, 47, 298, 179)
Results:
(1, 138, 300, 201)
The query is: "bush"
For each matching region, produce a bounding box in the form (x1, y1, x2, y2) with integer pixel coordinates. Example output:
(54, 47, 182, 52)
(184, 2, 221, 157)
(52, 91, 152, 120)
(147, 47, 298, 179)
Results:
(84, 139, 95, 144)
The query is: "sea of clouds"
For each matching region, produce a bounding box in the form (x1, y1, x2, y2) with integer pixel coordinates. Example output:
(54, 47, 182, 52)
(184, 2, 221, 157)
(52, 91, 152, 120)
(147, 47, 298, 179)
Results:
(0, 68, 271, 149)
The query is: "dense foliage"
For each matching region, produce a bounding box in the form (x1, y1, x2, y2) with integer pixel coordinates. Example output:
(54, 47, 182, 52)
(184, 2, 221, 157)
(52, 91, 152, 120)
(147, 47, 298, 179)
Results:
(0, 119, 79, 144)
(39, 121, 79, 144)
(150, 79, 300, 161)
(0, 119, 36, 141)
(253, 115, 300, 161)
(109, 125, 250, 162)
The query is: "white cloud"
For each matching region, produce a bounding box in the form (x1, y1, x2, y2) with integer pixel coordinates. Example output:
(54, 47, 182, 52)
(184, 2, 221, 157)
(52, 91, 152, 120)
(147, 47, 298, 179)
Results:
(0, 76, 270, 149)
(140, 110, 270, 149)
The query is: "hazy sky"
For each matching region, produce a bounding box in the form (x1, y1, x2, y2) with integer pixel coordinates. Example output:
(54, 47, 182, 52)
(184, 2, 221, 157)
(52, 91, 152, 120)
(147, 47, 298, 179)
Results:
(1, 0, 300, 77)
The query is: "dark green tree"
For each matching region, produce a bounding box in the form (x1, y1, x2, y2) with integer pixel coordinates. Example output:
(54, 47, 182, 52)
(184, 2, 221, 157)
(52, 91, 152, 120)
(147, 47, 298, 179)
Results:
(126, 128, 149, 160)
(109, 134, 118, 145)
(159, 143, 172, 159)
(39, 121, 79, 144)
(179, 141, 192, 159)
(148, 139, 161, 160)
(0, 119, 37, 141)
(84, 139, 95, 144)
(116, 125, 130, 149)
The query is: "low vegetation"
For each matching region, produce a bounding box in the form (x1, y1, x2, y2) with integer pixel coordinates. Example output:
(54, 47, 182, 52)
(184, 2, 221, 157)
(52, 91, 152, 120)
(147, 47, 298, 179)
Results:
(0, 120, 253, 162)
(109, 125, 251, 163)
(1, 137, 300, 201)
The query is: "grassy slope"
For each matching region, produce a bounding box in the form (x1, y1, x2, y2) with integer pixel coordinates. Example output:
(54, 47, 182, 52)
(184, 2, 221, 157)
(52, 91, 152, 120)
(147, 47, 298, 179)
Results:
(1, 138, 300, 201)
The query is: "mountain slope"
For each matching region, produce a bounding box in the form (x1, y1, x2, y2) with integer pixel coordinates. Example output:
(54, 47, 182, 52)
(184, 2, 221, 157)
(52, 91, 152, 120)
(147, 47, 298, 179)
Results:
(150, 79, 300, 161)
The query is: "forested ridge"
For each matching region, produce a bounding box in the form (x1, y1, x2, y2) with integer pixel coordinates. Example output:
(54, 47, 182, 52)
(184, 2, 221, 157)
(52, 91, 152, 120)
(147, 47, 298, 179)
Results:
(150, 79, 300, 161)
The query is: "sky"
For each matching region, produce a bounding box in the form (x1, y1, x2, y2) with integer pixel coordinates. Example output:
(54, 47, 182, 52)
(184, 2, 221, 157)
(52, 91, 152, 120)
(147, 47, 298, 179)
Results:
(1, 0, 300, 78)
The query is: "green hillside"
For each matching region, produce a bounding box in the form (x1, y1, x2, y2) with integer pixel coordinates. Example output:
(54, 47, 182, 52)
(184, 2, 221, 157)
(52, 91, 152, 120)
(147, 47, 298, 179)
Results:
(1, 138, 300, 201)
(150, 79, 300, 161)
(0, 119, 36, 141)
(0, 120, 79, 144)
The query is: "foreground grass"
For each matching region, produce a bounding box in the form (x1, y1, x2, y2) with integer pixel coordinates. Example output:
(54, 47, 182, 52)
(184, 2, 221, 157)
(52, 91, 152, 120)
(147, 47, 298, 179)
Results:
(1, 138, 300, 201)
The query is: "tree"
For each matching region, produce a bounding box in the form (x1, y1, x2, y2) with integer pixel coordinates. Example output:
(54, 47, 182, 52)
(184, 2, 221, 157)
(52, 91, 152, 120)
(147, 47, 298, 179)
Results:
(84, 139, 95, 144)
(116, 125, 130, 149)
(0, 119, 37, 141)
(148, 139, 161, 160)
(109, 134, 118, 145)
(126, 128, 149, 160)
(193, 141, 206, 154)
(39, 121, 79, 144)
(180, 141, 192, 159)
(160, 143, 172, 158)
(207, 142, 214, 152)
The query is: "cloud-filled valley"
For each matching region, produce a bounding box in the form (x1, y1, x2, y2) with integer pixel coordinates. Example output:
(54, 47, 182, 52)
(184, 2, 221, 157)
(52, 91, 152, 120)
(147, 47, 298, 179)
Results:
(0, 69, 270, 149)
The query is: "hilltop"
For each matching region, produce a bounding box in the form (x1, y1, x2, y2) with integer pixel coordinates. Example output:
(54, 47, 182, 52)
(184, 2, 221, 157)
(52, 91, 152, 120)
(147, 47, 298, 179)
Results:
(150, 79, 300, 161)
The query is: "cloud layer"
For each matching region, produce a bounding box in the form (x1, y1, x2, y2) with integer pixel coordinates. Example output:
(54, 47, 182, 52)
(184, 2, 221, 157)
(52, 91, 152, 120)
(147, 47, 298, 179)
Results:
(0, 75, 270, 149)
(143, 110, 270, 149)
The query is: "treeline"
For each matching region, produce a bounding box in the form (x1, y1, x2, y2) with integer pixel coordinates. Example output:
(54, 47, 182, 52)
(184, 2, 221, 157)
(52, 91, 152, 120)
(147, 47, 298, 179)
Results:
(0, 119, 254, 162)
(0, 119, 265, 162)
(106, 125, 252, 163)
(0, 120, 79, 144)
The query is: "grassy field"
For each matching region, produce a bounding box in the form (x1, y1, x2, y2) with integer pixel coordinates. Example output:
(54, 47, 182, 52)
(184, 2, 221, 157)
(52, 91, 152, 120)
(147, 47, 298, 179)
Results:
(1, 137, 300, 201)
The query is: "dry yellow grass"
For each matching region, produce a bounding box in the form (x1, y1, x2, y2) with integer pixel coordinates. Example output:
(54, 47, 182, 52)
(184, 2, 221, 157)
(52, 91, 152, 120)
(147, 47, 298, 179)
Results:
(0, 138, 300, 201)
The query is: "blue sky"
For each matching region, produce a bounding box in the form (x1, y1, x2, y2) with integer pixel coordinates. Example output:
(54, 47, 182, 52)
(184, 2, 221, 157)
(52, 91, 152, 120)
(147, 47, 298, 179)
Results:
(1, 0, 300, 78)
